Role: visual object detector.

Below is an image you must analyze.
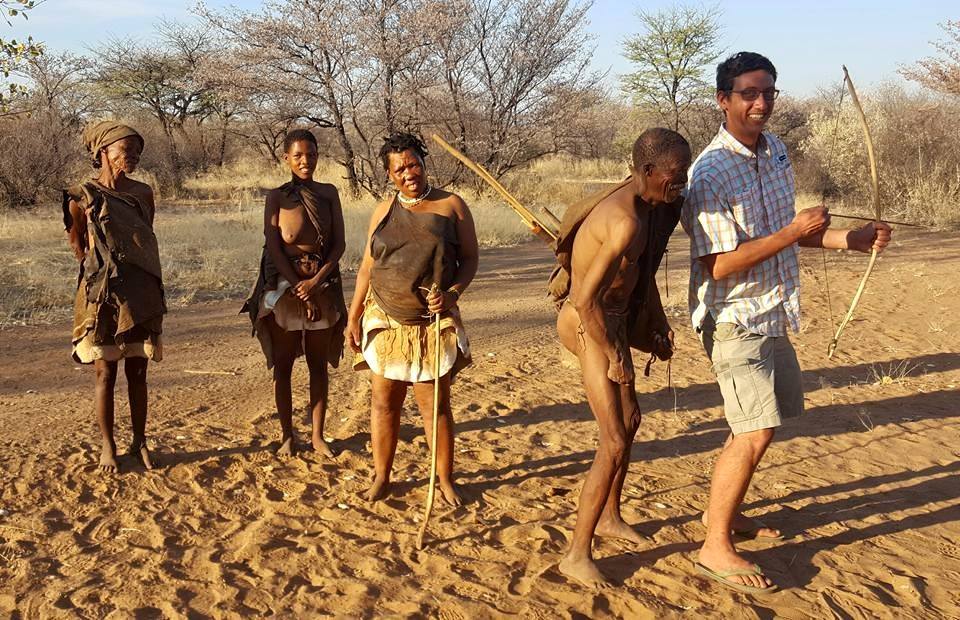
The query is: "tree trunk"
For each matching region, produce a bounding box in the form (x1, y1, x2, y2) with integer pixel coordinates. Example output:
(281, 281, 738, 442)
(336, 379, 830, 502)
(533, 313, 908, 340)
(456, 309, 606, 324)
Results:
(334, 124, 361, 197)
(217, 123, 228, 168)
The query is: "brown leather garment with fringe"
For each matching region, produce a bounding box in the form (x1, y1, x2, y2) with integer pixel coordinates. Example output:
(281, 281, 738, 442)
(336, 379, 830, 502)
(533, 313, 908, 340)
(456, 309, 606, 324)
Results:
(61, 181, 165, 363)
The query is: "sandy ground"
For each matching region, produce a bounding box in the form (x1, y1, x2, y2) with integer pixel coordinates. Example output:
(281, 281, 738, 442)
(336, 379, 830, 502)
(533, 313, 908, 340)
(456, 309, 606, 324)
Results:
(1, 229, 958, 619)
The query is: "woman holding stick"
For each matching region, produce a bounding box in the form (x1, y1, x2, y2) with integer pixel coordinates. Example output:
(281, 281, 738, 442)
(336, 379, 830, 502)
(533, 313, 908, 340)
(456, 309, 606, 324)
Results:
(346, 132, 478, 505)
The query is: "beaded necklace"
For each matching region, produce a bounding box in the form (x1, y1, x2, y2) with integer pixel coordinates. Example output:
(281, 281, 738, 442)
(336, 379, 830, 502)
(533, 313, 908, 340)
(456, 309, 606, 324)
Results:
(397, 184, 432, 208)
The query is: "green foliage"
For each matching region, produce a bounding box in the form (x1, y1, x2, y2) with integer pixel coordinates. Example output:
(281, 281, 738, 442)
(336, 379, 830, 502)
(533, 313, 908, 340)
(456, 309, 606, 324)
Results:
(0, 0, 42, 106)
(621, 4, 722, 132)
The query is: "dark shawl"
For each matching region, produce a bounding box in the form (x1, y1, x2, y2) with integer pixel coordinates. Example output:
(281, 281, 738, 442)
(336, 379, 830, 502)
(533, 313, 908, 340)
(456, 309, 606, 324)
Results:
(547, 177, 681, 352)
(241, 178, 346, 368)
(368, 196, 459, 325)
(62, 181, 165, 359)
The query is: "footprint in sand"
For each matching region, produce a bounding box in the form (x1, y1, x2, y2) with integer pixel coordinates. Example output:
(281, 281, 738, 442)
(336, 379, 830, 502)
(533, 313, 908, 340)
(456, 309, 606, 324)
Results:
(43, 508, 72, 533)
(263, 484, 285, 503)
(473, 448, 497, 465)
(889, 573, 930, 607)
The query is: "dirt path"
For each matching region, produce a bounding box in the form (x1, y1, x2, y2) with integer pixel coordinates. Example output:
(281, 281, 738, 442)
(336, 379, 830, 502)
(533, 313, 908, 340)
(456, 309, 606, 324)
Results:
(1, 231, 958, 618)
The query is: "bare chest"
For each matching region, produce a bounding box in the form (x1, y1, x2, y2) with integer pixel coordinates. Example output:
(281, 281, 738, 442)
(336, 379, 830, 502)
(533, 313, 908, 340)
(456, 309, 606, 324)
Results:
(278, 203, 320, 248)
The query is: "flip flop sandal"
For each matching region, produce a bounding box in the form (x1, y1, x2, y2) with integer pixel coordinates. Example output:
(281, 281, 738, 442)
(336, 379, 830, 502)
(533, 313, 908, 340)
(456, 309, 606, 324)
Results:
(694, 562, 778, 595)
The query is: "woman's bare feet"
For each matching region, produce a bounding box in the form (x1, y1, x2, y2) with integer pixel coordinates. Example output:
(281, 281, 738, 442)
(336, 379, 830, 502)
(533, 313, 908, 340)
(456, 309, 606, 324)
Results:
(701, 510, 781, 539)
(438, 479, 462, 507)
(558, 553, 609, 588)
(697, 544, 774, 590)
(99, 438, 118, 474)
(595, 516, 647, 545)
(311, 432, 336, 458)
(276, 435, 295, 457)
(129, 435, 153, 470)
(366, 475, 390, 502)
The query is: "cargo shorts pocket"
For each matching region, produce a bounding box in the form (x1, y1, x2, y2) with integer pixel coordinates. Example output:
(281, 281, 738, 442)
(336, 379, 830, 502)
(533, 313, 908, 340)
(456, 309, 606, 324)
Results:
(712, 357, 765, 424)
(713, 321, 748, 343)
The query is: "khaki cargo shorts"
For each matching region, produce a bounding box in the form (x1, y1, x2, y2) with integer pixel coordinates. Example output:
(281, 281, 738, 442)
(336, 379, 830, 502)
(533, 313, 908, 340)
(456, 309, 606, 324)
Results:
(699, 320, 804, 435)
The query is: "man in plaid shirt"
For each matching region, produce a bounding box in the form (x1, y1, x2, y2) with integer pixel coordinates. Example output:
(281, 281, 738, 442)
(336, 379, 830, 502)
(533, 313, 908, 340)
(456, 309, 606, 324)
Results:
(682, 52, 892, 594)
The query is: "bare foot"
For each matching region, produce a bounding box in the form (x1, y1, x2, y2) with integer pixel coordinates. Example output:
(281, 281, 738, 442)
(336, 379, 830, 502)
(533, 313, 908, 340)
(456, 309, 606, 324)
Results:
(558, 554, 609, 588)
(438, 480, 462, 507)
(276, 436, 295, 458)
(311, 434, 336, 459)
(99, 439, 119, 474)
(366, 475, 391, 502)
(702, 510, 781, 539)
(128, 435, 154, 470)
(595, 517, 647, 545)
(697, 544, 774, 590)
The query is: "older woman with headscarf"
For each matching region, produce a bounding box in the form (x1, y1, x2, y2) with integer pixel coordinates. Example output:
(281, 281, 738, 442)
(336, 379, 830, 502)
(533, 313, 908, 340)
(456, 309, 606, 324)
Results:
(63, 120, 165, 474)
(346, 132, 478, 505)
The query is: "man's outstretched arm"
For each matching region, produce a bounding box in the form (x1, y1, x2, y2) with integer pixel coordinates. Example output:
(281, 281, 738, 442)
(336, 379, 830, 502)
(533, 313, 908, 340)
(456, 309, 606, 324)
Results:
(701, 207, 829, 280)
(800, 220, 893, 253)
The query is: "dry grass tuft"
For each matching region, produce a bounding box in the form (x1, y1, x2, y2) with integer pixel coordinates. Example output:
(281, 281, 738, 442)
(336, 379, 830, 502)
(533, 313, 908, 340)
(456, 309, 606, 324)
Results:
(0, 213, 78, 327)
(501, 155, 625, 220)
(867, 359, 922, 386)
(856, 408, 876, 432)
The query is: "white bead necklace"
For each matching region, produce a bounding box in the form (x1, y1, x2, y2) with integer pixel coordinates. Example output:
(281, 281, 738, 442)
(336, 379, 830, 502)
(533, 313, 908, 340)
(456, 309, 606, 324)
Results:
(397, 184, 432, 207)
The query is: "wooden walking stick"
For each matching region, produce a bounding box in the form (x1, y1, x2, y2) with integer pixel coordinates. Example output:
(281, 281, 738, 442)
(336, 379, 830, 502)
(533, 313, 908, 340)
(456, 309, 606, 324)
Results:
(416, 283, 443, 550)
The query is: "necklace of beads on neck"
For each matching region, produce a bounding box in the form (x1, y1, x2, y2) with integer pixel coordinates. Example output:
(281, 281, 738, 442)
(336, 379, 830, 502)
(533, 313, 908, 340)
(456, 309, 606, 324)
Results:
(397, 184, 432, 208)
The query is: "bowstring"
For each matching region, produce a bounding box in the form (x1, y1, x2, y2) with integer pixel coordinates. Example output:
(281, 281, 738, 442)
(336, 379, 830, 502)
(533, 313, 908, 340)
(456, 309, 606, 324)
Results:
(820, 81, 846, 330)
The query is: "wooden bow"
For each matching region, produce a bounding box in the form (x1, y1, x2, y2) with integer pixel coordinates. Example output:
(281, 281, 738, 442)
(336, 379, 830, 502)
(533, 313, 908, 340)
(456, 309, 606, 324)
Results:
(431, 134, 559, 243)
(827, 66, 881, 359)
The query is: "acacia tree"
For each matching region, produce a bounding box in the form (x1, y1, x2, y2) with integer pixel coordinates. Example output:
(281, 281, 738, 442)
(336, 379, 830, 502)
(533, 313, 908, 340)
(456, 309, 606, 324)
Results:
(348, 0, 437, 192)
(200, 0, 599, 198)
(900, 20, 960, 98)
(225, 89, 302, 165)
(92, 22, 213, 188)
(463, 0, 597, 177)
(621, 4, 722, 134)
(200, 0, 372, 196)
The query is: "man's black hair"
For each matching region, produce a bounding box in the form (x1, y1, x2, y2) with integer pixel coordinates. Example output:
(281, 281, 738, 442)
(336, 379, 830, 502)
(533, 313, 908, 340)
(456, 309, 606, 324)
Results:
(632, 128, 690, 172)
(716, 52, 777, 92)
(379, 132, 428, 170)
(283, 129, 318, 153)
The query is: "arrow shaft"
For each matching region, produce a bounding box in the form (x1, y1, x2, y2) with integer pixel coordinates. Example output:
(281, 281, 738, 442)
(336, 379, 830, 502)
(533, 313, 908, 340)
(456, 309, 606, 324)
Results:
(828, 213, 921, 228)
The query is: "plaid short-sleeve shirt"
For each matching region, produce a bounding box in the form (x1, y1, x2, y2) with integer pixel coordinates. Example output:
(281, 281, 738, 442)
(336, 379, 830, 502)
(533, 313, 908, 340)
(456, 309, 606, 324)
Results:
(681, 125, 801, 337)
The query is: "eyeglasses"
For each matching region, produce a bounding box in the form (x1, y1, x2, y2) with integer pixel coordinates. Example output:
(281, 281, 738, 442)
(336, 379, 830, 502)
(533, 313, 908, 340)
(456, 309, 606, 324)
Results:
(728, 88, 780, 102)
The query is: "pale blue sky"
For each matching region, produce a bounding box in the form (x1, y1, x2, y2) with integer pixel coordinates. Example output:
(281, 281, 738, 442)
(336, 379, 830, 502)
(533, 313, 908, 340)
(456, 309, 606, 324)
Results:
(8, 0, 956, 96)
